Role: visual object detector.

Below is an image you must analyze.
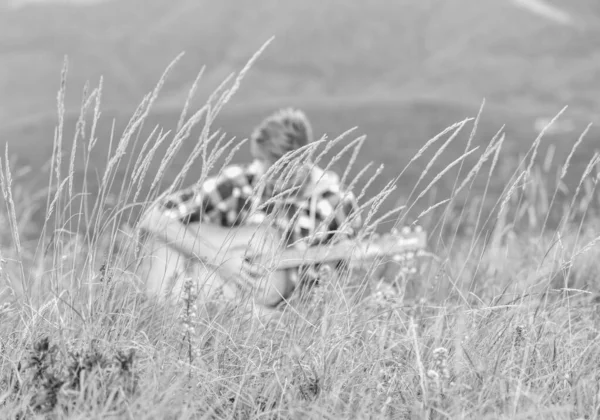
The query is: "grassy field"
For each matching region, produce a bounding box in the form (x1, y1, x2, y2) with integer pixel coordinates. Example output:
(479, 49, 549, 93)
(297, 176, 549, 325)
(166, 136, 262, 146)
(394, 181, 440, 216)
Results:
(1, 53, 600, 419)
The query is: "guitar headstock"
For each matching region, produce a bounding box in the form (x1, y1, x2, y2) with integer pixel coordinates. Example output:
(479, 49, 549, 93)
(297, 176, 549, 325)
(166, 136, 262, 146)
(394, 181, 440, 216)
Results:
(356, 225, 428, 276)
(368, 225, 427, 255)
(372, 225, 427, 275)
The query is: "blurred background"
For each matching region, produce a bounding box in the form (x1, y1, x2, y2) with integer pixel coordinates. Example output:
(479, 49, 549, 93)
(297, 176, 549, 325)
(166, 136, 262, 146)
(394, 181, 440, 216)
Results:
(1, 0, 600, 227)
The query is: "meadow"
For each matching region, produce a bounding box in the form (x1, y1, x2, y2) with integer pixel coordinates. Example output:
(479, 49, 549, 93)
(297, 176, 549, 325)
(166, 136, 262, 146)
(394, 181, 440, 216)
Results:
(1, 48, 600, 419)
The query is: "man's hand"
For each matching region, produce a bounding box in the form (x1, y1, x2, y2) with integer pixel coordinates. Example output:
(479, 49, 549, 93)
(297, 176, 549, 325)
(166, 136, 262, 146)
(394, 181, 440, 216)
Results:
(224, 247, 270, 280)
(241, 253, 270, 279)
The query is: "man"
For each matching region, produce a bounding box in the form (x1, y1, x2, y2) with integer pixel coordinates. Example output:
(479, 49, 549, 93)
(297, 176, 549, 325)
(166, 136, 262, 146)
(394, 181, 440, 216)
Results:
(137, 108, 362, 309)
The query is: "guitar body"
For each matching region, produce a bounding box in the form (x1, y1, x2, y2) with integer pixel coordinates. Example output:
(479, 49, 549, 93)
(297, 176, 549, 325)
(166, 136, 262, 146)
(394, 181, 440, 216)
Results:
(138, 221, 296, 307)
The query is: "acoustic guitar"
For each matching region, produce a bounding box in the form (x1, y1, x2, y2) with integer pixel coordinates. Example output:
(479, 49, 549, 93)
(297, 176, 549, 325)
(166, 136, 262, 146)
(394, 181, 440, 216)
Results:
(141, 213, 427, 306)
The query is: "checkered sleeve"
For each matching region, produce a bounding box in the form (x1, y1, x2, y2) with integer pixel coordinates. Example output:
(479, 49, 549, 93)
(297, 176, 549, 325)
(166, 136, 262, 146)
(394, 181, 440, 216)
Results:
(159, 165, 252, 226)
(311, 187, 362, 244)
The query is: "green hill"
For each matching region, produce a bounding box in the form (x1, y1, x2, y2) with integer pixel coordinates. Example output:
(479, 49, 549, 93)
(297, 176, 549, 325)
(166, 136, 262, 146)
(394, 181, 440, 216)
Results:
(2, 0, 600, 230)
(1, 0, 600, 126)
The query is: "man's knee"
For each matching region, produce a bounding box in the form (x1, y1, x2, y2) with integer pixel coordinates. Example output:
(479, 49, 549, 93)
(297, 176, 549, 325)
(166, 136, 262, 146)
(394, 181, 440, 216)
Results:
(251, 271, 296, 308)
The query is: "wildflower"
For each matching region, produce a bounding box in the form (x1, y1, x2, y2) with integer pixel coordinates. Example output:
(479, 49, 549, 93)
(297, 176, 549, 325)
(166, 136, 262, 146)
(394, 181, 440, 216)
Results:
(432, 347, 450, 380)
(180, 278, 201, 365)
(514, 325, 526, 349)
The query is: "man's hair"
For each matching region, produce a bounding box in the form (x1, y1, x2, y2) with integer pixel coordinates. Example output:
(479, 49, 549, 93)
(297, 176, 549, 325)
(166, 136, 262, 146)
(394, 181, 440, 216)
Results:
(251, 108, 313, 162)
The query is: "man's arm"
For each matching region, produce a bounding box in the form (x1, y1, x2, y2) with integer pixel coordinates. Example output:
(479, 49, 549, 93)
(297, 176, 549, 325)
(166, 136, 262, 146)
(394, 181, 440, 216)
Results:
(137, 207, 242, 276)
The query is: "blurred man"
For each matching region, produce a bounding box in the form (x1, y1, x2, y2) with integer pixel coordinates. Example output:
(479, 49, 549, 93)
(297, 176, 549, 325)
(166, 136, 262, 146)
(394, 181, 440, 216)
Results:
(137, 108, 362, 309)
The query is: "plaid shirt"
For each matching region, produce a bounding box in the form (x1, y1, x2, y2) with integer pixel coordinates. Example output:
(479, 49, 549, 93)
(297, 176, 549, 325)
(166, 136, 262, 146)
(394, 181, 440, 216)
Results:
(159, 161, 362, 251)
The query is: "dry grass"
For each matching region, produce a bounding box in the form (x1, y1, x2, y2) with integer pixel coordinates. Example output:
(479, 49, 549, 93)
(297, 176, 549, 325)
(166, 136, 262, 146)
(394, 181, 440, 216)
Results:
(1, 47, 600, 420)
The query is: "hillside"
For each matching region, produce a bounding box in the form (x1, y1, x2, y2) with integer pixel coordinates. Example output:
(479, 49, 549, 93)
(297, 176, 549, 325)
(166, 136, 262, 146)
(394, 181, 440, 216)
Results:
(1, 0, 600, 127)
(2, 0, 600, 231)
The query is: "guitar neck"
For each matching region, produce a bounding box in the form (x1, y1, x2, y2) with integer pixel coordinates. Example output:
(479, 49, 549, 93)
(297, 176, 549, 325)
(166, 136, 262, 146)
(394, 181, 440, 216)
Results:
(272, 242, 357, 270)
(262, 234, 424, 270)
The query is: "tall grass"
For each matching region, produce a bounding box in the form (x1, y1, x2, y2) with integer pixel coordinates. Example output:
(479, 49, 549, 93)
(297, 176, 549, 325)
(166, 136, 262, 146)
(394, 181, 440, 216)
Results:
(1, 43, 600, 419)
